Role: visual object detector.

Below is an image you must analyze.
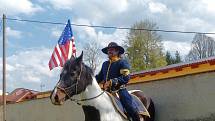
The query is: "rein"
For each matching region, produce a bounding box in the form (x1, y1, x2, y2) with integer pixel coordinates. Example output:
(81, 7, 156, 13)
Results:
(56, 64, 105, 105)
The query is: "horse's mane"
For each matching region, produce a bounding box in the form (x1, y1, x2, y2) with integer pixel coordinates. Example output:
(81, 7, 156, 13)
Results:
(77, 63, 94, 88)
(83, 64, 94, 79)
(64, 58, 95, 86)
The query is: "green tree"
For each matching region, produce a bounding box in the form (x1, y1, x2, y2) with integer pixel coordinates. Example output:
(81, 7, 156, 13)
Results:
(166, 51, 173, 65)
(125, 20, 166, 72)
(174, 51, 182, 63)
(165, 51, 182, 65)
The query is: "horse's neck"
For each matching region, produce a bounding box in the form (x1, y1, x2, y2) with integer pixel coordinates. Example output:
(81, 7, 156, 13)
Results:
(81, 77, 124, 121)
(81, 77, 107, 106)
(80, 77, 124, 121)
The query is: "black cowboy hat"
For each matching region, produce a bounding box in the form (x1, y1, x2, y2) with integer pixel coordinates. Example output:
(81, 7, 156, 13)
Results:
(102, 42, 125, 54)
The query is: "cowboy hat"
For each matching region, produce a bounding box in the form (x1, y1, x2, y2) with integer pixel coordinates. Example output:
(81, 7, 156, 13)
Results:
(102, 42, 125, 54)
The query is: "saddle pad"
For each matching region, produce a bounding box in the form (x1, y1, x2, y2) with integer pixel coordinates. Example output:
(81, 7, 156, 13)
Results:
(106, 92, 150, 119)
(131, 94, 150, 117)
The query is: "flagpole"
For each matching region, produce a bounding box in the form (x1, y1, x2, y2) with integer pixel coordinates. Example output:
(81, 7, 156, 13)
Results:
(2, 14, 6, 121)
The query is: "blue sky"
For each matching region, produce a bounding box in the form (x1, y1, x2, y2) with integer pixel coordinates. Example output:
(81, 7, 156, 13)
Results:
(0, 0, 215, 92)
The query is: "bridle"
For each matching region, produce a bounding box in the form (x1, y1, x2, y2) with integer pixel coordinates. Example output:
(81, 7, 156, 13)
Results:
(55, 63, 105, 105)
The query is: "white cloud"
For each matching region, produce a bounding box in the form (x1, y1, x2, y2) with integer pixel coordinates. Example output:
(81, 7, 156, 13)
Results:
(6, 63, 15, 71)
(163, 40, 191, 57)
(6, 27, 22, 38)
(0, 0, 43, 15)
(45, 0, 128, 13)
(41, 0, 215, 39)
(97, 30, 128, 47)
(51, 28, 62, 38)
(101, 0, 128, 13)
(149, 2, 167, 13)
(43, 0, 76, 10)
(74, 18, 97, 41)
(0, 47, 61, 92)
(201, 0, 215, 13)
(7, 48, 55, 77)
(74, 18, 128, 48)
(44, 0, 128, 25)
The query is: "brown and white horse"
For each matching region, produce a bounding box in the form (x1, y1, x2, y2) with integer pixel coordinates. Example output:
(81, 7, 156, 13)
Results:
(50, 52, 155, 121)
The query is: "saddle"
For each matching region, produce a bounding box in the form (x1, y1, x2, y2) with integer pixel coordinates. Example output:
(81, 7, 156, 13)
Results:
(106, 91, 150, 119)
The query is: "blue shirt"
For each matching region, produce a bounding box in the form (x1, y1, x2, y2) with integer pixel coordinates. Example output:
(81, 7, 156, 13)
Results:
(96, 59, 130, 87)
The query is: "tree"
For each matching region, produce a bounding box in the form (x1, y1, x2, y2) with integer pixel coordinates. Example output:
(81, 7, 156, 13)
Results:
(83, 41, 101, 72)
(186, 33, 215, 61)
(174, 51, 182, 63)
(125, 20, 166, 72)
(165, 51, 182, 65)
(165, 51, 174, 65)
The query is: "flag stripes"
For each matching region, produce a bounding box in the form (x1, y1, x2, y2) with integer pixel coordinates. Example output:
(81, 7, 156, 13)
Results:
(48, 20, 76, 70)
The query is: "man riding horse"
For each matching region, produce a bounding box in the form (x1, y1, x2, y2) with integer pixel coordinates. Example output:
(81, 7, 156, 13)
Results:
(96, 42, 140, 121)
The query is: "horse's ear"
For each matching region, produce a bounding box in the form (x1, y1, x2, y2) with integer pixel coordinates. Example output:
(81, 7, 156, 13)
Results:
(70, 55, 75, 61)
(76, 51, 83, 64)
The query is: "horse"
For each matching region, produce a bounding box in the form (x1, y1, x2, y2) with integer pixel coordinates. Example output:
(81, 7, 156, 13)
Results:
(50, 52, 155, 121)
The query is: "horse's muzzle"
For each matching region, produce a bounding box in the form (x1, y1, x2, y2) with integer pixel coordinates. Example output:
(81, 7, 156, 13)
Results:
(50, 88, 66, 105)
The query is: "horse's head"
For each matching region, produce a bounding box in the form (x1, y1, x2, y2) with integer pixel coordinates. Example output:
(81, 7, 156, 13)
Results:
(50, 52, 93, 105)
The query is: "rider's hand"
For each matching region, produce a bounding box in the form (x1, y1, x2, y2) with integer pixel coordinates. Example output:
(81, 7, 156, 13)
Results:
(99, 83, 104, 89)
(99, 80, 112, 90)
(103, 80, 112, 90)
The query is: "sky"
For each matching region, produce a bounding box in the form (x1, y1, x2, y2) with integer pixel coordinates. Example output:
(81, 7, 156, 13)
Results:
(0, 0, 215, 92)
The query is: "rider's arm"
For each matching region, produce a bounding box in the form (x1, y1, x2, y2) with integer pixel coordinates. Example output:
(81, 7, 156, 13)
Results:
(111, 60, 130, 87)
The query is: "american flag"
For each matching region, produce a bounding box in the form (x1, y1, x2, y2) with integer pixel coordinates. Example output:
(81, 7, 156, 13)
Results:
(48, 20, 76, 70)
